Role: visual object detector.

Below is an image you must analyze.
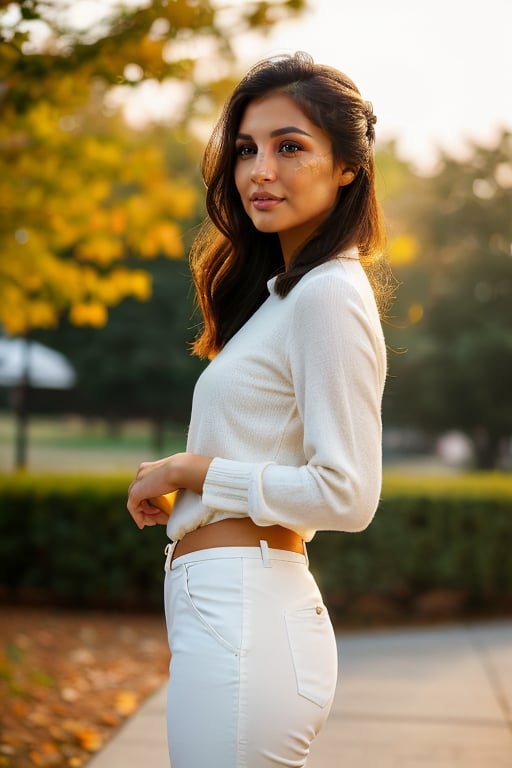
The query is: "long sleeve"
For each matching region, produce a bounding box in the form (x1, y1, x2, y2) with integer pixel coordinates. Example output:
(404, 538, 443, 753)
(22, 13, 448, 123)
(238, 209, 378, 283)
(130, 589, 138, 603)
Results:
(201, 264, 386, 538)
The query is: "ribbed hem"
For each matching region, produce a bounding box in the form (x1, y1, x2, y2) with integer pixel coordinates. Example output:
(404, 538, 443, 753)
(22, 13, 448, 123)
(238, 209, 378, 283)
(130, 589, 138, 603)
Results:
(202, 457, 259, 514)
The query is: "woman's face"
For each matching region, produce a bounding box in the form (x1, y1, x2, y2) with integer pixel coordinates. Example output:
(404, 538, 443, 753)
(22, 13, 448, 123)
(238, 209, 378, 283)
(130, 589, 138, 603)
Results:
(234, 92, 350, 266)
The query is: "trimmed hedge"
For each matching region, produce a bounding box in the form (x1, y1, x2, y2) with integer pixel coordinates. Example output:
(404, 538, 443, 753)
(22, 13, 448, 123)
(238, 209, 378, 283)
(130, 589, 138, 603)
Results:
(0, 474, 163, 609)
(310, 473, 512, 617)
(0, 472, 511, 617)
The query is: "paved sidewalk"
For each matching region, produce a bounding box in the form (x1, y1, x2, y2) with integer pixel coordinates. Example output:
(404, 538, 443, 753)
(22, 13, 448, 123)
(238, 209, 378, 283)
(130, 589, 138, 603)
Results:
(87, 620, 512, 768)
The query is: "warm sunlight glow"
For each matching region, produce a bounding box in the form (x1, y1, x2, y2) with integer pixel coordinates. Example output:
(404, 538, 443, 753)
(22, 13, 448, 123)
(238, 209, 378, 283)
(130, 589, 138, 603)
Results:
(389, 235, 419, 266)
(408, 303, 424, 324)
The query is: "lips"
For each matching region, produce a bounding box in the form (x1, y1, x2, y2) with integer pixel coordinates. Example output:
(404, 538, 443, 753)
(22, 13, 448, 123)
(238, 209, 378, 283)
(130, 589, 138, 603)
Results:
(250, 191, 282, 201)
(250, 191, 284, 210)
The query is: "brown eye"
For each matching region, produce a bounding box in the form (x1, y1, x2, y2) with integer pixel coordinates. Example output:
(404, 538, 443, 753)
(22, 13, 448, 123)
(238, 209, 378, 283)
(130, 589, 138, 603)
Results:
(236, 145, 256, 157)
(279, 141, 302, 154)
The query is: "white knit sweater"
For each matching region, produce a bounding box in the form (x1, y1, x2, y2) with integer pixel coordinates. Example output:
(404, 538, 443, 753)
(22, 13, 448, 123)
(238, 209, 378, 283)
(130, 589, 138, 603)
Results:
(167, 249, 387, 543)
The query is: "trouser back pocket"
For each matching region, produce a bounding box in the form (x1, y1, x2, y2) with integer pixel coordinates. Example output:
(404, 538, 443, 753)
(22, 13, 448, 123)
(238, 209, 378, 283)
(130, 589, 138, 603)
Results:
(285, 604, 338, 707)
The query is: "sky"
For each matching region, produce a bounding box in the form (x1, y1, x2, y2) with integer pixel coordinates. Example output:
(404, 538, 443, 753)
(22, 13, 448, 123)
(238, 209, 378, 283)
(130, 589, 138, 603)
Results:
(7, 0, 511, 173)
(227, 0, 512, 172)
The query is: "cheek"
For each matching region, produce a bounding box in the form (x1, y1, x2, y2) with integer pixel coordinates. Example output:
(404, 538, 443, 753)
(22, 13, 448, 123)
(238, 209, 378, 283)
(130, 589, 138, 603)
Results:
(295, 157, 324, 176)
(293, 157, 337, 192)
(234, 169, 241, 195)
(234, 169, 252, 217)
(234, 163, 248, 194)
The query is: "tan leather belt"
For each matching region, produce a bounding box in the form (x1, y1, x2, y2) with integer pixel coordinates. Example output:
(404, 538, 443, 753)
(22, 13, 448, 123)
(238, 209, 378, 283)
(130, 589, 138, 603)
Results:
(172, 517, 304, 561)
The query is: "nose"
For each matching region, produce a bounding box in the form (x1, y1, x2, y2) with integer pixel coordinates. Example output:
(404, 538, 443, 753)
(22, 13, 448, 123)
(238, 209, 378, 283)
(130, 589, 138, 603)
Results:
(250, 153, 276, 183)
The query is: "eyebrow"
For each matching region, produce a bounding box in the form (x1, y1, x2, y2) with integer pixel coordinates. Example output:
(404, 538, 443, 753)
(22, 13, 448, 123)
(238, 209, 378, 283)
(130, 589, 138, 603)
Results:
(236, 126, 313, 140)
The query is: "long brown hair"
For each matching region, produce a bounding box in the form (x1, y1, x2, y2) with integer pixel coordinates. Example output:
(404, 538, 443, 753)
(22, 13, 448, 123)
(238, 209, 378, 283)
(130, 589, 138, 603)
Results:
(190, 51, 389, 358)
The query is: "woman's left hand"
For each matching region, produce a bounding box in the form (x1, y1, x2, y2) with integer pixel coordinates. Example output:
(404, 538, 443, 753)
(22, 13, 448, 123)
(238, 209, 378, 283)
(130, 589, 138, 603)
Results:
(127, 452, 212, 530)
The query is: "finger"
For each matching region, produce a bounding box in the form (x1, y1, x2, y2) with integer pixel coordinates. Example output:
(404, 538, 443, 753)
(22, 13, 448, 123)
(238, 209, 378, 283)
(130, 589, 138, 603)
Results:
(140, 500, 168, 523)
(142, 504, 161, 516)
(127, 482, 146, 515)
(132, 513, 146, 530)
(143, 511, 168, 526)
(150, 494, 175, 516)
(145, 511, 169, 526)
(127, 497, 146, 530)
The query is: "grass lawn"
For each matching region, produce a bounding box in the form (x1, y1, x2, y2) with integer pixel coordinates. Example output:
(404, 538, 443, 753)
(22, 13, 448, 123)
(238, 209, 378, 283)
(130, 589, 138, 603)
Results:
(0, 413, 187, 475)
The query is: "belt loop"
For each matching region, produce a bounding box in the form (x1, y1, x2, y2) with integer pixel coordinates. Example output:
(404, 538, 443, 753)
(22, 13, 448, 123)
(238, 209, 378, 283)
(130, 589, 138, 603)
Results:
(259, 539, 272, 568)
(164, 541, 177, 572)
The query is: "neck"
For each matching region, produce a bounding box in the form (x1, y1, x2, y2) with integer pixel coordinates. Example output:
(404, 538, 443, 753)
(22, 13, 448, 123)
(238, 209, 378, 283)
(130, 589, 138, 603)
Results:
(279, 234, 301, 271)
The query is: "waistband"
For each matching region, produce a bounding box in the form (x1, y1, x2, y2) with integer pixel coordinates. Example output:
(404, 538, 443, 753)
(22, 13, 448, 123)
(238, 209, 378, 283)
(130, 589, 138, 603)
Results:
(164, 541, 308, 572)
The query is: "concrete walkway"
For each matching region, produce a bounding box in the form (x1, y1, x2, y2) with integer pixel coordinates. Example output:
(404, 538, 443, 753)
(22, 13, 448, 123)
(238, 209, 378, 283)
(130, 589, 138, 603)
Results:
(87, 620, 512, 768)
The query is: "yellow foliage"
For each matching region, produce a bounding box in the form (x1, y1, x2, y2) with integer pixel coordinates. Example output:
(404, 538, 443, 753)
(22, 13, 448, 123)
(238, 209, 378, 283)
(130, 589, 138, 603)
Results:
(69, 302, 108, 328)
(94, 281, 120, 306)
(27, 301, 58, 329)
(168, 185, 197, 219)
(50, 214, 80, 248)
(0, 106, 198, 333)
(77, 236, 124, 265)
(57, 170, 88, 197)
(105, 268, 147, 301)
(111, 209, 127, 235)
(124, 195, 153, 229)
(81, 137, 122, 170)
(40, 258, 86, 305)
(88, 179, 111, 204)
(127, 270, 152, 302)
(80, 267, 99, 293)
(140, 222, 184, 258)
(26, 101, 59, 142)
(0, 0, 305, 336)
(0, 293, 30, 336)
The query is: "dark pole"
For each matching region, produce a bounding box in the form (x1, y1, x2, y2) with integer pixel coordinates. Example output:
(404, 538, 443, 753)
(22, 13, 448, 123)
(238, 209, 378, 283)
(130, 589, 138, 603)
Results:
(14, 338, 30, 471)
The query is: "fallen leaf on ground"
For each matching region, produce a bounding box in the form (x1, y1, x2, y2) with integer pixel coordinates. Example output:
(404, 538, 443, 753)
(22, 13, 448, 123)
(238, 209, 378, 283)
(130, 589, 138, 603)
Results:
(0, 607, 170, 768)
(115, 690, 138, 716)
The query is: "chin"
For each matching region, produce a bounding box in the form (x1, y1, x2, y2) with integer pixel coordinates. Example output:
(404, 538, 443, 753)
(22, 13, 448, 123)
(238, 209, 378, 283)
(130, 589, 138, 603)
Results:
(250, 221, 280, 234)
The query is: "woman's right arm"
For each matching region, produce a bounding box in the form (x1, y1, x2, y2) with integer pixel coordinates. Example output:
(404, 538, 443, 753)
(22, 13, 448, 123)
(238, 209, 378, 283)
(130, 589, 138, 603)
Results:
(127, 452, 213, 529)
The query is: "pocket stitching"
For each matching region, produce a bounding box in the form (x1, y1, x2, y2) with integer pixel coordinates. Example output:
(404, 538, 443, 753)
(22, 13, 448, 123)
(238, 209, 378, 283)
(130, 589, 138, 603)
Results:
(285, 605, 337, 708)
(184, 564, 241, 654)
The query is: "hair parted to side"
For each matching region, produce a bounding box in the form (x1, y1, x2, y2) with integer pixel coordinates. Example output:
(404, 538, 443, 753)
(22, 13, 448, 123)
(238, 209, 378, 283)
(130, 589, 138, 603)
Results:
(190, 51, 392, 358)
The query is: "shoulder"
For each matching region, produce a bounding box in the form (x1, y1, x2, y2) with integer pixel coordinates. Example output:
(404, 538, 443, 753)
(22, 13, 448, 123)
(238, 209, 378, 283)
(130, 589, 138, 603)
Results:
(287, 256, 387, 388)
(288, 255, 384, 349)
(290, 256, 373, 315)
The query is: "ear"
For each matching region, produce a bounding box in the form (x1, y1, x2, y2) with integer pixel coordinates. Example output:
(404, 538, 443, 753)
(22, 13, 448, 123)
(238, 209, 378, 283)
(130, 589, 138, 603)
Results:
(337, 166, 357, 187)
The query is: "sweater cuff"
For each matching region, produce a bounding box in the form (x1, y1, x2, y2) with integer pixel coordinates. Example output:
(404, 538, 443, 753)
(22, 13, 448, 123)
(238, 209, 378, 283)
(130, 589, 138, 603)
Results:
(202, 457, 259, 514)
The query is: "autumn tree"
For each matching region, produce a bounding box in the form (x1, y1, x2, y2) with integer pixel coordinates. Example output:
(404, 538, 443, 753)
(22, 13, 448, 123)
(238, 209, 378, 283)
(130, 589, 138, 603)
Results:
(0, 0, 306, 335)
(383, 131, 512, 468)
(35, 255, 207, 450)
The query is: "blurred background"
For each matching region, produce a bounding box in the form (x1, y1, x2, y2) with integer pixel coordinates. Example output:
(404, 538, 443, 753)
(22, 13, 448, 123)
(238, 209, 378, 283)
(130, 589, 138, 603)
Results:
(1, 0, 511, 475)
(1, 3, 511, 763)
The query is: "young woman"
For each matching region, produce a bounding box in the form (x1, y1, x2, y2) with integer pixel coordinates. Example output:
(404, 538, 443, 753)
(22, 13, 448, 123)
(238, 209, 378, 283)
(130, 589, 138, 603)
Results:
(127, 51, 389, 768)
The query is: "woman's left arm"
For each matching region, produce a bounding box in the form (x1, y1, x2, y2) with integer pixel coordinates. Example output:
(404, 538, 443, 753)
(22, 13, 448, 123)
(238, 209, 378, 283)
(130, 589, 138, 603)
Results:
(127, 452, 212, 529)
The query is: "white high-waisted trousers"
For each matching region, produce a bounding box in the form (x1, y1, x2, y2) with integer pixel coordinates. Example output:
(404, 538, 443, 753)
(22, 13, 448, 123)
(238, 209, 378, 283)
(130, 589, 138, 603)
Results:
(163, 541, 338, 768)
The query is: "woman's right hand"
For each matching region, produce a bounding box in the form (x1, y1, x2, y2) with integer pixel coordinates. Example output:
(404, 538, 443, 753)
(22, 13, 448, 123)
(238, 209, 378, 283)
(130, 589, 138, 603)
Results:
(127, 452, 212, 529)
(127, 455, 180, 529)
(137, 498, 173, 528)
